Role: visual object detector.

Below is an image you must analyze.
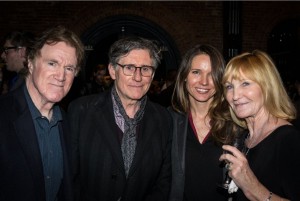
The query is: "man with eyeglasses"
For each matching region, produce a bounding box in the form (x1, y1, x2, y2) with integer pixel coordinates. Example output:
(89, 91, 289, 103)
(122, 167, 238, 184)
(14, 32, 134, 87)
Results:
(68, 36, 172, 201)
(1, 31, 35, 92)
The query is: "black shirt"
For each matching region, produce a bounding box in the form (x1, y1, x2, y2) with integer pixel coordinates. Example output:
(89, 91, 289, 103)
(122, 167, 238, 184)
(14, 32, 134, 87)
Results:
(184, 122, 228, 201)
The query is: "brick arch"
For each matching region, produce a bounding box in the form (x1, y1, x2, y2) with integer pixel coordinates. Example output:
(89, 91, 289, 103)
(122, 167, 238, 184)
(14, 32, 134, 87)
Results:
(71, 2, 193, 53)
(75, 13, 182, 82)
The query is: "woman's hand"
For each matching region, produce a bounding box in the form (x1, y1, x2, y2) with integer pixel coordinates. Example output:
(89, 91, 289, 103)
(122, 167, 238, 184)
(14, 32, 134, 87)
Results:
(219, 145, 290, 201)
(219, 145, 260, 198)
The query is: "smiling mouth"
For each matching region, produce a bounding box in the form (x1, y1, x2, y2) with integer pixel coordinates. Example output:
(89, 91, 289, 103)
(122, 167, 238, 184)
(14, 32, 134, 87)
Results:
(196, 88, 209, 93)
(234, 102, 247, 108)
(129, 85, 143, 88)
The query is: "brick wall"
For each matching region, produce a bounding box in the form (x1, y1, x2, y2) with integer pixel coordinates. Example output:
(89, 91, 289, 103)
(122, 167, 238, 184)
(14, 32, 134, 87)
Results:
(0, 1, 299, 58)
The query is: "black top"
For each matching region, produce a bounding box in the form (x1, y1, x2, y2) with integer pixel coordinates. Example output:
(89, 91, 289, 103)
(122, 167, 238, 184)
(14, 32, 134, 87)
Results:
(236, 125, 300, 200)
(183, 122, 228, 201)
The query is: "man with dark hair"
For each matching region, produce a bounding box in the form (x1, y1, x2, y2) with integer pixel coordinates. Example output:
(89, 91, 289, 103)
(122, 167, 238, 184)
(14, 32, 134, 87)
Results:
(68, 36, 172, 201)
(1, 30, 36, 91)
(0, 25, 85, 201)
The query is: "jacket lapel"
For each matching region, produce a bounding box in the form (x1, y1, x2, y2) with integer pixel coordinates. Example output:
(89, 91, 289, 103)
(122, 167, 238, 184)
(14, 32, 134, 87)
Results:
(127, 121, 145, 177)
(57, 118, 73, 201)
(170, 111, 188, 173)
(96, 95, 126, 175)
(176, 115, 188, 172)
(127, 103, 157, 177)
(13, 90, 45, 200)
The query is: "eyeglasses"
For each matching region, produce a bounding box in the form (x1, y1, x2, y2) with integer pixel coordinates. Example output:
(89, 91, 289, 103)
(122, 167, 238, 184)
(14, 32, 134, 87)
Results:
(116, 63, 155, 77)
(2, 46, 23, 54)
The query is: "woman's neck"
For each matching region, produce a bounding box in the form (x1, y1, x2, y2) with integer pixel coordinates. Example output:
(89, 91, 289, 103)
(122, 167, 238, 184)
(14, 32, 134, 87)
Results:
(246, 116, 289, 148)
(189, 98, 211, 117)
(189, 103, 211, 143)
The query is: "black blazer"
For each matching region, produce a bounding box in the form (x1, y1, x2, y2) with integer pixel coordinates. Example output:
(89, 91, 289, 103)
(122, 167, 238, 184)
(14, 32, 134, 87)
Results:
(0, 85, 73, 201)
(168, 109, 230, 201)
(168, 110, 188, 201)
(68, 89, 172, 201)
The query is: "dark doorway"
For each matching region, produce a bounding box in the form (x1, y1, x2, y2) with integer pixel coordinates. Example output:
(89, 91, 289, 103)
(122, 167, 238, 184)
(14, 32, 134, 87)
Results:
(268, 19, 300, 85)
(80, 14, 180, 83)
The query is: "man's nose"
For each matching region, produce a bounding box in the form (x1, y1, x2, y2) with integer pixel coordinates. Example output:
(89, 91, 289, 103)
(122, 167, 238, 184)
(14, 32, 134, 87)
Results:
(132, 67, 142, 81)
(1, 52, 6, 60)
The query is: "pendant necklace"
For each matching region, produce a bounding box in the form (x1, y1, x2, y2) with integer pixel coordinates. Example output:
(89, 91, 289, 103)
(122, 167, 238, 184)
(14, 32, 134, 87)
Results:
(244, 133, 251, 156)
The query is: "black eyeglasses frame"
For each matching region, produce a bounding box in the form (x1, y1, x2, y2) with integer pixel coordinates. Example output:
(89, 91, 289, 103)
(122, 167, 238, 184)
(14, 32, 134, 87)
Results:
(116, 62, 155, 77)
(2, 46, 23, 54)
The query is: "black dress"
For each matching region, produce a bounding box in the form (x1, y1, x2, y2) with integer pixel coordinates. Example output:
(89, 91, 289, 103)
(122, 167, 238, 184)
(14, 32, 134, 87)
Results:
(235, 125, 300, 200)
(183, 123, 228, 201)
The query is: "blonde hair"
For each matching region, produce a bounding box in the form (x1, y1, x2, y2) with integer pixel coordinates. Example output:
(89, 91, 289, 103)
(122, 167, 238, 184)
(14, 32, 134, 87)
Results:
(223, 50, 296, 127)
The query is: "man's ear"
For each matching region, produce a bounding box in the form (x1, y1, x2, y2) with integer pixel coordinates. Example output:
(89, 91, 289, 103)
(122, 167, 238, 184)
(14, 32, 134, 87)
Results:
(28, 60, 34, 73)
(108, 64, 116, 80)
(19, 47, 27, 58)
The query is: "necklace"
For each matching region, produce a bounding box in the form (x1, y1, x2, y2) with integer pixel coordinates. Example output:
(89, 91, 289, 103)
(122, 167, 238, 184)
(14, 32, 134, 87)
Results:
(244, 125, 278, 156)
(244, 133, 251, 156)
(244, 147, 251, 156)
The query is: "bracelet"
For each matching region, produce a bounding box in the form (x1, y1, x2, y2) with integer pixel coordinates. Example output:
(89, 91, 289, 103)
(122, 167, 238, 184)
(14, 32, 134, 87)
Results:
(265, 192, 273, 201)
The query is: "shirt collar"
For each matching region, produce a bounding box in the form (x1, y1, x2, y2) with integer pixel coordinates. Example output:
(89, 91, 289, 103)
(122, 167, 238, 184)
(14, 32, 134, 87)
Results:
(23, 85, 62, 123)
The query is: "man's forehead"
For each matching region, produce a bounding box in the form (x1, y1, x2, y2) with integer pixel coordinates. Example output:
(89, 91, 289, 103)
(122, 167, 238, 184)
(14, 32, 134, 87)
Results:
(3, 40, 12, 46)
(41, 42, 75, 54)
(39, 42, 77, 64)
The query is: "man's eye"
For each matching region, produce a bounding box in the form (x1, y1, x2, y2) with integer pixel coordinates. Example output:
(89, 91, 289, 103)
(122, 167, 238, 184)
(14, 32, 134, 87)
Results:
(125, 65, 135, 71)
(65, 66, 76, 73)
(142, 67, 150, 72)
(48, 62, 56, 66)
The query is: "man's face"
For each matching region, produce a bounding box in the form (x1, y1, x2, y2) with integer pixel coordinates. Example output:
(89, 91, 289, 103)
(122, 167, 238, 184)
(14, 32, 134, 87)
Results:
(27, 41, 77, 105)
(1, 40, 25, 73)
(94, 69, 106, 85)
(109, 49, 154, 105)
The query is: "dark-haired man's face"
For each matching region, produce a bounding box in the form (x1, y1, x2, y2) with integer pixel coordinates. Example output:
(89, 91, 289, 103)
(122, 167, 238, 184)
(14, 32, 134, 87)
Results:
(1, 40, 26, 73)
(109, 49, 154, 105)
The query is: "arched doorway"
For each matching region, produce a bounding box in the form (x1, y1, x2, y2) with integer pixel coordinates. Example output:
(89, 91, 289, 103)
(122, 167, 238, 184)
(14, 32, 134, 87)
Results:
(80, 14, 180, 83)
(65, 15, 180, 107)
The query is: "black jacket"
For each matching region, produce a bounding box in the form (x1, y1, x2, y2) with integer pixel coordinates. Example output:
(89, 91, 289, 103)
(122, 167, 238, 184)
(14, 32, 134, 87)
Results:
(0, 85, 73, 201)
(68, 89, 172, 201)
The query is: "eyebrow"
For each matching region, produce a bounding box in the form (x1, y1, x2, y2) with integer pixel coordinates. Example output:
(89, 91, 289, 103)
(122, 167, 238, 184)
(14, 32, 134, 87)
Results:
(47, 58, 76, 67)
(119, 63, 153, 67)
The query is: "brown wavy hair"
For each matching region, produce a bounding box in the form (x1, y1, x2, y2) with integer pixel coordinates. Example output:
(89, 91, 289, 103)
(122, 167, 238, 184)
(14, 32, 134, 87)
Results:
(172, 44, 243, 145)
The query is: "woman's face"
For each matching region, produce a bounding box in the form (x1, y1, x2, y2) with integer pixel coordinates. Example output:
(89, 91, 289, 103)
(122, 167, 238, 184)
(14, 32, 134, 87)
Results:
(224, 70, 265, 119)
(186, 54, 216, 104)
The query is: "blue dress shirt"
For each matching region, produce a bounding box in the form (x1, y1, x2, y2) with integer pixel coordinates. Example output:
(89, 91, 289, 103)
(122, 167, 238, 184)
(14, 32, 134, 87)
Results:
(24, 86, 63, 201)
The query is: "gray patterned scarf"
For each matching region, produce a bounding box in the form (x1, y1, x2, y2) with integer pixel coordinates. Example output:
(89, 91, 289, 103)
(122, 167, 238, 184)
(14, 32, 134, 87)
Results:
(111, 85, 147, 177)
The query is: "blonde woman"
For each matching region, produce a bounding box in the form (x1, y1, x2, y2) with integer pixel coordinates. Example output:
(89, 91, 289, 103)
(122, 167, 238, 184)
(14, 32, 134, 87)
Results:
(220, 50, 300, 200)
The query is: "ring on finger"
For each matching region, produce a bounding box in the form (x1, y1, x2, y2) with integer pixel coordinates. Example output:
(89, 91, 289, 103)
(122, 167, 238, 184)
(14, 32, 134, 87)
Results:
(225, 163, 232, 170)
